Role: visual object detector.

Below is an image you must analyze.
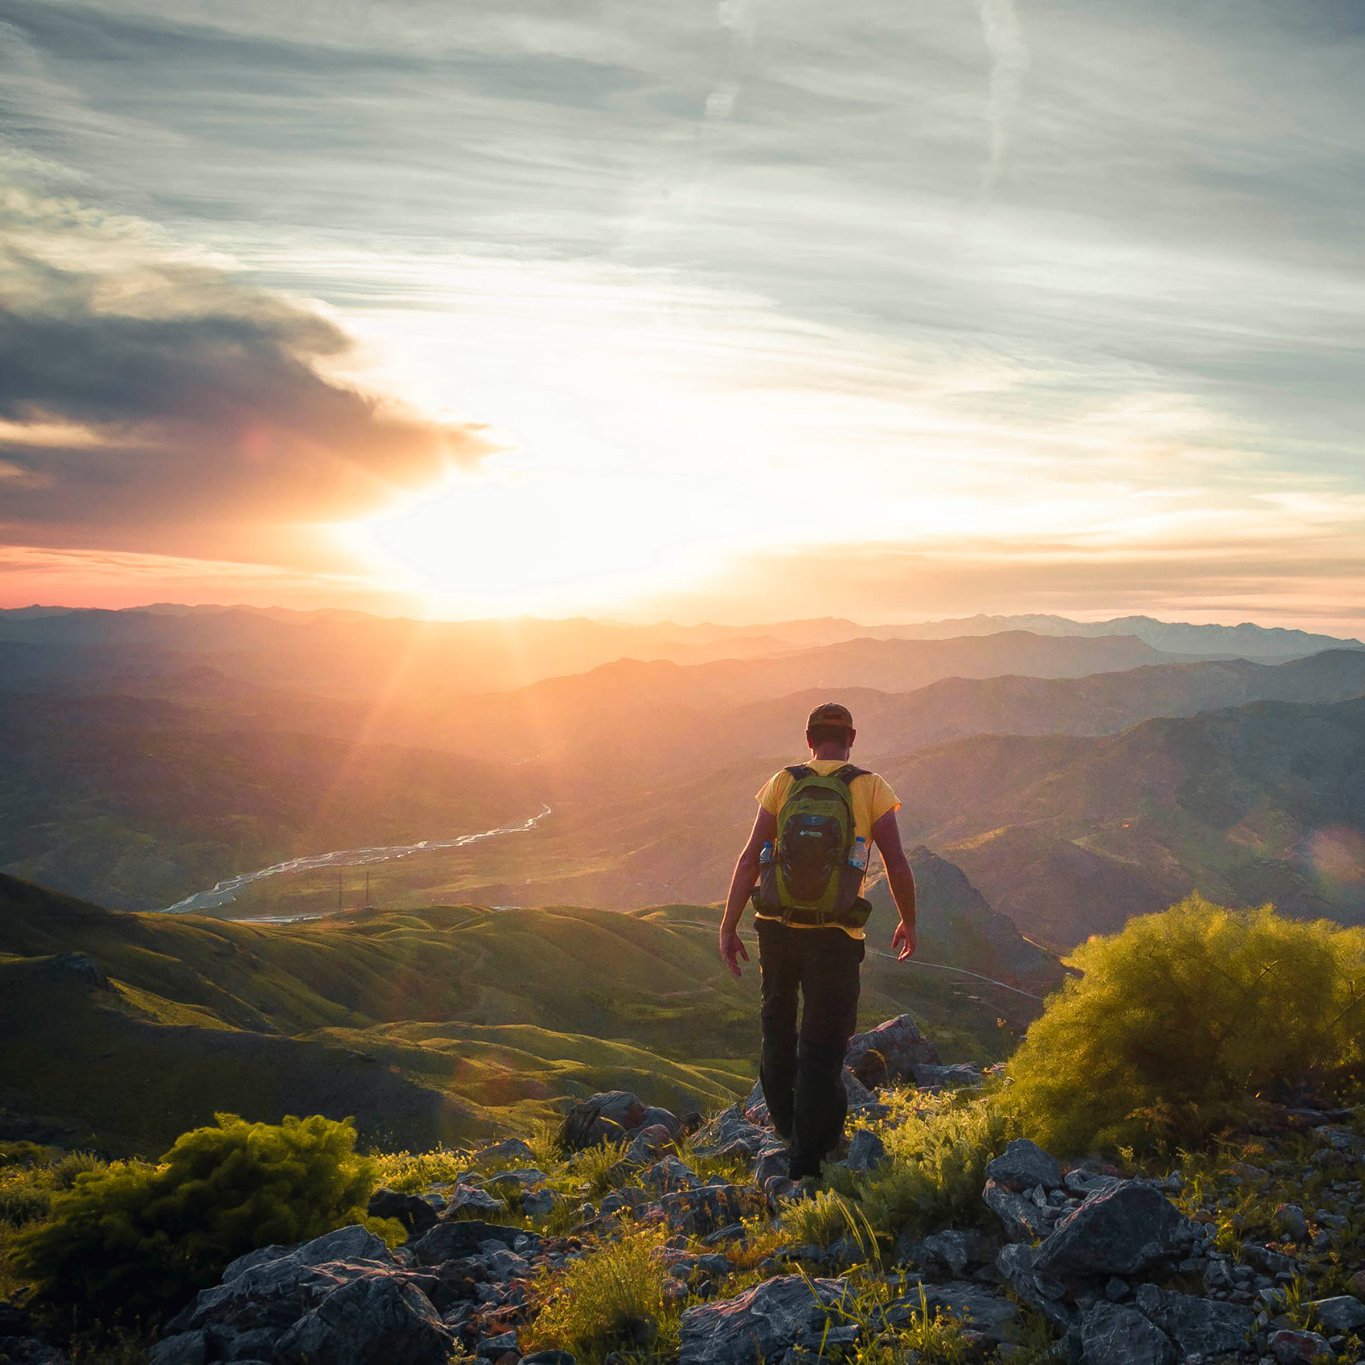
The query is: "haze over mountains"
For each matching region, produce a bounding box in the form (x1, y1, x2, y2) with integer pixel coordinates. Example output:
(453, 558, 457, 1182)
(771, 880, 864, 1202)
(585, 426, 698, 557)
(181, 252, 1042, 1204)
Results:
(2, 604, 1363, 949)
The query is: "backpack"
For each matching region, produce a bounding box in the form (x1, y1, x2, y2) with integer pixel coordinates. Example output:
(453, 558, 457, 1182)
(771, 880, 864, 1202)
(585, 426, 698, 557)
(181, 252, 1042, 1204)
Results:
(755, 763, 870, 925)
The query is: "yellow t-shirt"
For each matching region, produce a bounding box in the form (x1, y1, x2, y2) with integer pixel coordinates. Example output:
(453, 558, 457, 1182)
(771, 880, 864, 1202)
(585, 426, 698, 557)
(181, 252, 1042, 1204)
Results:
(753, 760, 901, 941)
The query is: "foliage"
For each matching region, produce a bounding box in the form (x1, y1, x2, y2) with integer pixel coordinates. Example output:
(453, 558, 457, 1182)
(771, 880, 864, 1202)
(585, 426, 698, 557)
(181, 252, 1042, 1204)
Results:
(1005, 897, 1365, 1154)
(522, 1225, 673, 1364)
(822, 1093, 1015, 1241)
(13, 1113, 373, 1326)
(0, 1149, 104, 1227)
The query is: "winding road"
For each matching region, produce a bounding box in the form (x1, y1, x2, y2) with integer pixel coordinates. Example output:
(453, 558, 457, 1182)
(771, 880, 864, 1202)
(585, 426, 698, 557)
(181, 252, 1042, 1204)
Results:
(158, 804, 553, 914)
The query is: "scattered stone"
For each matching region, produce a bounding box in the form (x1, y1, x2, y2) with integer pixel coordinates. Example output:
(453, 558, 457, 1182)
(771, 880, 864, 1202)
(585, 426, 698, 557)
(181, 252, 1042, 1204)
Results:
(911, 1062, 983, 1090)
(753, 1143, 789, 1187)
(1035, 1180, 1192, 1280)
(1079, 1301, 1175, 1365)
(367, 1187, 440, 1238)
(640, 1155, 701, 1194)
(0, 1337, 68, 1364)
(471, 1138, 537, 1166)
(693, 1105, 773, 1158)
(986, 1139, 1063, 1193)
(274, 1274, 454, 1365)
(625, 1123, 675, 1164)
(557, 1091, 649, 1152)
(448, 1183, 507, 1217)
(908, 1283, 1021, 1345)
(983, 1178, 1052, 1242)
(1307, 1295, 1365, 1334)
(657, 1184, 765, 1237)
(409, 1220, 532, 1266)
(1134, 1284, 1255, 1358)
(995, 1243, 1072, 1330)
(844, 1014, 940, 1087)
(520, 1188, 562, 1218)
(1268, 1327, 1333, 1363)
(843, 1128, 887, 1172)
(678, 1274, 850, 1365)
(1273, 1203, 1309, 1243)
(913, 1228, 995, 1279)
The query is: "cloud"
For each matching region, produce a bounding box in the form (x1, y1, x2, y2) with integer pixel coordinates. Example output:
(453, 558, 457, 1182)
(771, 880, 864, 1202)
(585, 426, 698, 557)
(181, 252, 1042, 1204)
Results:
(976, 0, 1029, 195)
(0, 187, 487, 562)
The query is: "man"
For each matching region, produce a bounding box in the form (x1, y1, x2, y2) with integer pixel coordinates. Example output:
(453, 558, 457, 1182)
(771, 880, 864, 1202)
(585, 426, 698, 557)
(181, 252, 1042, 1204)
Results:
(719, 702, 918, 1181)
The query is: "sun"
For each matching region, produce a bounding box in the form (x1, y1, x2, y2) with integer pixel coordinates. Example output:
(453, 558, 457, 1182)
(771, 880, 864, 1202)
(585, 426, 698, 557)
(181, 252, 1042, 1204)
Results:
(336, 460, 726, 617)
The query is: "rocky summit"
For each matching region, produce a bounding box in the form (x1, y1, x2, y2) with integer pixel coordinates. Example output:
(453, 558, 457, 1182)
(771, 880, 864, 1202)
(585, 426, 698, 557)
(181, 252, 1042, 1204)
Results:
(3, 1013, 1363, 1365)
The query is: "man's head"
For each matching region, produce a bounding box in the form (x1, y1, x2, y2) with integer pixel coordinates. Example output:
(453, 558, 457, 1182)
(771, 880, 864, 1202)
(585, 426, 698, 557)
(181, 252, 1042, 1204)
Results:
(806, 701, 855, 755)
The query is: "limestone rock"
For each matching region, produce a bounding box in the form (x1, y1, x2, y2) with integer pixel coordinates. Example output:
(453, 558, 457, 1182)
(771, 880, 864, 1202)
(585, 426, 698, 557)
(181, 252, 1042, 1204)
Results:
(557, 1091, 648, 1152)
(274, 1273, 453, 1365)
(1079, 1301, 1175, 1365)
(678, 1274, 850, 1365)
(985, 1139, 1063, 1193)
(640, 1155, 701, 1194)
(1133, 1284, 1255, 1358)
(909, 1283, 1021, 1345)
(843, 1128, 887, 1173)
(470, 1137, 537, 1166)
(983, 1178, 1052, 1242)
(1034, 1181, 1192, 1280)
(693, 1105, 771, 1159)
(1308, 1294, 1365, 1334)
(1268, 1328, 1334, 1363)
(844, 1015, 939, 1087)
(657, 1184, 765, 1237)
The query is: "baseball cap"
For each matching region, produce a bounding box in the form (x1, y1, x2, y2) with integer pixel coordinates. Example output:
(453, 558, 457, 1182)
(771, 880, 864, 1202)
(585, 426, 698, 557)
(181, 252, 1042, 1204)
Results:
(806, 701, 854, 730)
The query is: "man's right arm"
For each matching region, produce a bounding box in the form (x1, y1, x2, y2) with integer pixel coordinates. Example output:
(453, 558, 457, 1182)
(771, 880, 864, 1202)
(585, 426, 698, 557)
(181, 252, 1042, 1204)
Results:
(719, 806, 777, 978)
(872, 808, 918, 961)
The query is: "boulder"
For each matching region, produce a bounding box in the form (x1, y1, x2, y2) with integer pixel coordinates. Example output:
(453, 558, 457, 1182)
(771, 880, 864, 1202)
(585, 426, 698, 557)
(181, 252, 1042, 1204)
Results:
(985, 1139, 1063, 1193)
(1308, 1294, 1365, 1334)
(1268, 1328, 1334, 1363)
(625, 1123, 676, 1164)
(910, 1063, 982, 1090)
(0, 1338, 68, 1364)
(911, 1228, 996, 1279)
(1079, 1301, 1175, 1365)
(843, 1128, 887, 1173)
(995, 1243, 1072, 1329)
(693, 1106, 771, 1159)
(678, 1274, 850, 1365)
(844, 1014, 939, 1087)
(905, 1283, 1021, 1345)
(753, 1143, 789, 1187)
(471, 1137, 537, 1166)
(1034, 1181, 1192, 1280)
(167, 1227, 396, 1334)
(657, 1184, 765, 1237)
(274, 1273, 453, 1365)
(557, 1091, 648, 1151)
(148, 1333, 209, 1365)
(367, 1187, 439, 1238)
(982, 1178, 1052, 1242)
(446, 1183, 507, 1217)
(1133, 1284, 1255, 1358)
(640, 1155, 701, 1194)
(408, 1220, 531, 1266)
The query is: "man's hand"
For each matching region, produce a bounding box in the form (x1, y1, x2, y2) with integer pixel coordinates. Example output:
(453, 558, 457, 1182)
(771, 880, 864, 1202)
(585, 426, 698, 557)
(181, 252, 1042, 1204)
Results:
(892, 918, 917, 962)
(719, 928, 750, 979)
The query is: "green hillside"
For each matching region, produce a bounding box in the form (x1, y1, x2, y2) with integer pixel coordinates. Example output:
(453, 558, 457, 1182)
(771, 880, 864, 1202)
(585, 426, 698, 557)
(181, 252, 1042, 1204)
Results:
(0, 876, 1039, 1156)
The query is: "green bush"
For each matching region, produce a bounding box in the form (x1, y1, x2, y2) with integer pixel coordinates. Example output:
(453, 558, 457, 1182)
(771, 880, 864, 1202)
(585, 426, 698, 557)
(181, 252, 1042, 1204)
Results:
(14, 1113, 373, 1326)
(1006, 896, 1365, 1154)
(522, 1225, 671, 1363)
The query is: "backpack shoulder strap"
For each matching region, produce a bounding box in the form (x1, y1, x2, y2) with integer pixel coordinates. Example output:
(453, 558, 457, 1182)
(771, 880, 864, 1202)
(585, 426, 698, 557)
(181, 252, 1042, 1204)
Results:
(785, 764, 814, 781)
(832, 764, 868, 786)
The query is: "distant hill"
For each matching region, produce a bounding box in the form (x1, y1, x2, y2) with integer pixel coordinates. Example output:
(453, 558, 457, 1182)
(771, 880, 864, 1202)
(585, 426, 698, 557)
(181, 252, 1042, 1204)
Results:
(879, 613, 1363, 657)
(0, 694, 539, 910)
(883, 695, 1365, 948)
(0, 874, 1049, 1154)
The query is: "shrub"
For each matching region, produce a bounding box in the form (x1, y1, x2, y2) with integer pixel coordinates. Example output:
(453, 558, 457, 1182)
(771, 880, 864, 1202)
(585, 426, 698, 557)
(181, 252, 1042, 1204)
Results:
(14, 1113, 373, 1326)
(1005, 896, 1365, 1154)
(522, 1225, 671, 1363)
(844, 1093, 1015, 1239)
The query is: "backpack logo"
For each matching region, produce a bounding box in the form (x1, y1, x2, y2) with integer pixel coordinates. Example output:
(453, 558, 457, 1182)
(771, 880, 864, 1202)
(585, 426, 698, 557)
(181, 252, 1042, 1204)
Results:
(757, 764, 868, 921)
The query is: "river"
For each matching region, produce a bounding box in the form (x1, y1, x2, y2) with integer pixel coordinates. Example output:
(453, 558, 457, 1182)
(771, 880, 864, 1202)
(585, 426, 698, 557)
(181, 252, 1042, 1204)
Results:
(157, 804, 553, 915)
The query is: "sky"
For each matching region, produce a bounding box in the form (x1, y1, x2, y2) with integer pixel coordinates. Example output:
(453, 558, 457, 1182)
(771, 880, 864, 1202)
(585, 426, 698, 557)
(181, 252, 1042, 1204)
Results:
(1, 0, 1363, 630)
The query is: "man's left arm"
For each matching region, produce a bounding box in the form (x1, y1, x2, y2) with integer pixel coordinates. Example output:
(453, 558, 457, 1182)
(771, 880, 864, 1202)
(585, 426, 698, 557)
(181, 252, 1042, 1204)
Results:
(719, 806, 777, 978)
(872, 807, 918, 961)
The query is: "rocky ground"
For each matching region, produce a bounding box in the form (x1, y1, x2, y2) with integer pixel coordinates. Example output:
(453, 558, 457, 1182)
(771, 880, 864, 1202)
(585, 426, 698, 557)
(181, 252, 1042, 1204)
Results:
(2, 1015, 1361, 1364)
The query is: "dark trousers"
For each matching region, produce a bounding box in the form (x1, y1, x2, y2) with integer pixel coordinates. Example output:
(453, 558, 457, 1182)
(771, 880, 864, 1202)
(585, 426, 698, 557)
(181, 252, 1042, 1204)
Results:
(756, 918, 865, 1179)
